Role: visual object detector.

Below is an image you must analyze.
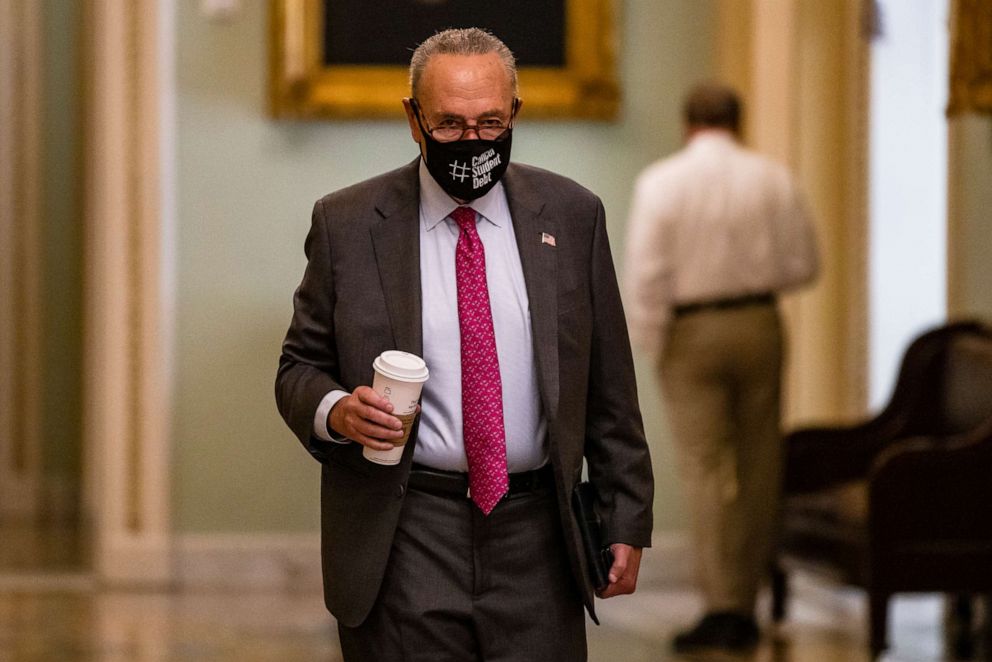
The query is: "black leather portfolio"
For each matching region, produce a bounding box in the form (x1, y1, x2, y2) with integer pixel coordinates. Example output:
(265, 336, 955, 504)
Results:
(572, 481, 614, 592)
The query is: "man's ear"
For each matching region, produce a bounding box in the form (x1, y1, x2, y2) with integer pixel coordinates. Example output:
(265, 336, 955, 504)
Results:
(402, 98, 422, 144)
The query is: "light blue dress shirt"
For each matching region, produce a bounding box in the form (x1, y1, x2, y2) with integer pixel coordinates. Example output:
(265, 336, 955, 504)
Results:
(314, 160, 547, 473)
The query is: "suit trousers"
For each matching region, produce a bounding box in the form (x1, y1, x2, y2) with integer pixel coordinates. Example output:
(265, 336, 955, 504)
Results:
(337, 481, 586, 662)
(660, 302, 783, 614)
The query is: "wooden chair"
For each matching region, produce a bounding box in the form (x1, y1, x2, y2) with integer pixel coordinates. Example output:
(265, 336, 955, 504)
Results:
(771, 320, 992, 658)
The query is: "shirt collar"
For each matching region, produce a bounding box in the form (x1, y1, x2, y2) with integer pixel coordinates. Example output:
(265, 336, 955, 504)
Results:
(687, 128, 738, 151)
(418, 158, 505, 232)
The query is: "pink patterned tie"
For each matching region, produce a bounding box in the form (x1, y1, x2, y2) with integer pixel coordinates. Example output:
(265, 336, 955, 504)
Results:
(452, 206, 509, 514)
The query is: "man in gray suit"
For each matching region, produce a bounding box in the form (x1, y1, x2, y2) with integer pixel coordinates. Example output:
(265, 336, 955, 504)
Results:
(276, 28, 653, 661)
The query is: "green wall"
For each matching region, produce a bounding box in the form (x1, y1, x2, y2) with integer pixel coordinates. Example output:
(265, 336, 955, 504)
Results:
(35, 0, 991, 541)
(41, 0, 83, 514)
(174, 1, 716, 533)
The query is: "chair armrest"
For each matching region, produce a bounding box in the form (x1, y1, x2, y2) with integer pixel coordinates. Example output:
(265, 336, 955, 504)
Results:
(783, 415, 907, 493)
(868, 423, 992, 543)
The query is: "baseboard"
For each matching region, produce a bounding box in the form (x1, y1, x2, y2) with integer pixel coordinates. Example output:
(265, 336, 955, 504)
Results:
(97, 535, 173, 587)
(174, 533, 322, 592)
(174, 529, 692, 592)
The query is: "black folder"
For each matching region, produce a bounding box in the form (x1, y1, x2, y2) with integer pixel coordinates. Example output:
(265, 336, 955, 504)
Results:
(571, 481, 614, 592)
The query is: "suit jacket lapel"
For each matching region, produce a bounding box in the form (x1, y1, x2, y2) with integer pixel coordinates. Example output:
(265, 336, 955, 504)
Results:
(504, 165, 559, 420)
(370, 160, 423, 357)
(370, 162, 558, 417)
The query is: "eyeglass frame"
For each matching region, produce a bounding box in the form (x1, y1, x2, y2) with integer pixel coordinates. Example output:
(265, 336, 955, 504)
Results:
(410, 97, 520, 142)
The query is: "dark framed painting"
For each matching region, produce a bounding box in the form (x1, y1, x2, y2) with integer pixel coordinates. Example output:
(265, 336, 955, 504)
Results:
(269, 0, 619, 119)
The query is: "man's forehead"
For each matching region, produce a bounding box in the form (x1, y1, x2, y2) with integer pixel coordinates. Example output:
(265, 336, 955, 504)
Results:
(420, 53, 512, 93)
(423, 51, 502, 71)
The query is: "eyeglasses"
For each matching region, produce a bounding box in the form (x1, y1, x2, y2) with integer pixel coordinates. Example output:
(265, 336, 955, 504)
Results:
(412, 98, 518, 142)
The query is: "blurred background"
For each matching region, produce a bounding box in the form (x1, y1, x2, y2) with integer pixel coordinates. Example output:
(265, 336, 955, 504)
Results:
(1, 0, 990, 659)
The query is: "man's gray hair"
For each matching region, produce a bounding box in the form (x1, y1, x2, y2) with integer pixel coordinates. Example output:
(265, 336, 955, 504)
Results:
(409, 28, 517, 98)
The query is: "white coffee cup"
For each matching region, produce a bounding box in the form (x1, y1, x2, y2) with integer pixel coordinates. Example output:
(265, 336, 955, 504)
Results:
(363, 350, 429, 465)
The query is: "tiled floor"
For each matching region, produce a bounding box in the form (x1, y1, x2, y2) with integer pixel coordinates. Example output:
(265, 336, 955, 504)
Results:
(0, 573, 986, 661)
(1, 522, 987, 661)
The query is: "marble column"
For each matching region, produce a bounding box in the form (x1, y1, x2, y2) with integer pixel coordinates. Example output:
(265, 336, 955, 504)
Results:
(82, 0, 174, 585)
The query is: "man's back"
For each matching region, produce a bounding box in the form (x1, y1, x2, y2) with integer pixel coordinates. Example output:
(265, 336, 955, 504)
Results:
(624, 130, 818, 357)
(629, 131, 816, 303)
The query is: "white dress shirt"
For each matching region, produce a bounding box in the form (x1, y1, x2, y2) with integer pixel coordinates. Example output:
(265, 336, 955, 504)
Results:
(314, 160, 547, 473)
(623, 130, 819, 359)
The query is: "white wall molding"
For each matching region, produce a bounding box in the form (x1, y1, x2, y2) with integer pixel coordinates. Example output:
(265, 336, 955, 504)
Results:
(175, 533, 324, 592)
(0, 0, 44, 520)
(82, 0, 174, 585)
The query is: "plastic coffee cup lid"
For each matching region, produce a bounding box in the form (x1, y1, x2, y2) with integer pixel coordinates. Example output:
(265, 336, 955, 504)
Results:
(373, 350, 429, 382)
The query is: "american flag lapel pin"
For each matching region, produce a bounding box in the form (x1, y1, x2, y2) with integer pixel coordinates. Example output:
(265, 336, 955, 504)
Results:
(541, 232, 556, 247)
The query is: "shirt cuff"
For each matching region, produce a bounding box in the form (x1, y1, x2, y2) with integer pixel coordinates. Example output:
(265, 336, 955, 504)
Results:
(314, 390, 352, 443)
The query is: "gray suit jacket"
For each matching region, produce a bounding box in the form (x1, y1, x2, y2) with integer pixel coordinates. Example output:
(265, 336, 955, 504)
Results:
(276, 159, 653, 627)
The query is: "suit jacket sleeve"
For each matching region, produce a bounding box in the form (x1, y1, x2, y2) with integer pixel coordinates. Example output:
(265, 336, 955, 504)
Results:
(583, 200, 654, 548)
(275, 198, 344, 462)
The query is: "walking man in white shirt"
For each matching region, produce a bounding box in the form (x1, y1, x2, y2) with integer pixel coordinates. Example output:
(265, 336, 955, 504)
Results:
(623, 82, 819, 654)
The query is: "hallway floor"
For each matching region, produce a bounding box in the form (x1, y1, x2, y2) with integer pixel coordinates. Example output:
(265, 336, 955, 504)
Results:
(0, 571, 984, 661)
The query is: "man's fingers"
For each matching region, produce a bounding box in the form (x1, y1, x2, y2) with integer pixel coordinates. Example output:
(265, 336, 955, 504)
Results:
(608, 552, 627, 584)
(354, 386, 395, 413)
(353, 387, 403, 431)
(597, 575, 636, 599)
(597, 544, 642, 599)
(329, 388, 406, 447)
(353, 403, 402, 433)
(346, 408, 403, 443)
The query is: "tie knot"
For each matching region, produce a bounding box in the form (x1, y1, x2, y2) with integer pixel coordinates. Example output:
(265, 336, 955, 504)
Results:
(450, 206, 476, 232)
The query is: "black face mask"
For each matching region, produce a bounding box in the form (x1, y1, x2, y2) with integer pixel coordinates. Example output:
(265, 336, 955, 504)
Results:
(413, 103, 514, 201)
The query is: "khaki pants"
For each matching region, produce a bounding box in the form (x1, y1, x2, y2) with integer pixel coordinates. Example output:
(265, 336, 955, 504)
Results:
(660, 302, 783, 614)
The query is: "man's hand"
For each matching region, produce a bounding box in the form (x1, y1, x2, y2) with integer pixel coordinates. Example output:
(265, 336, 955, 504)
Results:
(597, 543, 642, 599)
(328, 386, 405, 449)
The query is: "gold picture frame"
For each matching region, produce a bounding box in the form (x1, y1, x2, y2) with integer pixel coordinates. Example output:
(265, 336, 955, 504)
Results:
(947, 0, 992, 116)
(269, 0, 619, 120)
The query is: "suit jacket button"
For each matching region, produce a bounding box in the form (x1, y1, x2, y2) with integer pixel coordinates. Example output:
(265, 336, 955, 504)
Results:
(397, 483, 405, 498)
